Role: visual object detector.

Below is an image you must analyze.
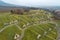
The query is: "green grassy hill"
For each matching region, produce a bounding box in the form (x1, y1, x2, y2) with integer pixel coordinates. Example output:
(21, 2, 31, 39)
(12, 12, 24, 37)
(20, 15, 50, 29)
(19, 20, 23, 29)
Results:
(0, 10, 57, 40)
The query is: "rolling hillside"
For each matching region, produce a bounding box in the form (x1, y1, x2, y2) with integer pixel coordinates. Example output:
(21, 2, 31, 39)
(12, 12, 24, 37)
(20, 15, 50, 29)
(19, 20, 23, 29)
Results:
(0, 9, 57, 40)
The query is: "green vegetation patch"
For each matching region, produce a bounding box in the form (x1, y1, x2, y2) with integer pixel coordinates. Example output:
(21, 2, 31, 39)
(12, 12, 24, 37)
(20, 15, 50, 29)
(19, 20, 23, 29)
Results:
(22, 23, 57, 40)
(0, 25, 21, 40)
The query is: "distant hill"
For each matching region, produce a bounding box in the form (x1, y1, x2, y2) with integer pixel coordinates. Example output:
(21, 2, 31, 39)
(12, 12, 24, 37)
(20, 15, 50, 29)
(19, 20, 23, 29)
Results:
(0, 0, 31, 12)
(0, 1, 18, 7)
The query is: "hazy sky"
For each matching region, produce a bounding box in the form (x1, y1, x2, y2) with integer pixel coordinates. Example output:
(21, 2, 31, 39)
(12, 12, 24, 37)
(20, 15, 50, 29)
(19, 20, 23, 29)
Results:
(1, 0, 60, 7)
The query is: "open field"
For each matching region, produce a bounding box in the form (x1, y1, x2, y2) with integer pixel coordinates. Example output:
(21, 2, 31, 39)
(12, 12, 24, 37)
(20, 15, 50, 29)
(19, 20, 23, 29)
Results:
(0, 10, 57, 40)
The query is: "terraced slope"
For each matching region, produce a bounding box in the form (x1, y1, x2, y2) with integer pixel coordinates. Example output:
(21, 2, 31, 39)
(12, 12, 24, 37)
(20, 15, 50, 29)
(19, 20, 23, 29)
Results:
(0, 10, 57, 40)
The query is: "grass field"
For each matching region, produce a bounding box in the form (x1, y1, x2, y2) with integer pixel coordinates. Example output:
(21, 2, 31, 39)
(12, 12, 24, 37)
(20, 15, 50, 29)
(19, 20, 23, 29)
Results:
(22, 23, 57, 40)
(0, 10, 57, 40)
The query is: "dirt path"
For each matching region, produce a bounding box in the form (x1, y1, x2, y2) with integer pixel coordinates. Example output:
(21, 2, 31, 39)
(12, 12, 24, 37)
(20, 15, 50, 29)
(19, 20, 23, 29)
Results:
(0, 24, 14, 33)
